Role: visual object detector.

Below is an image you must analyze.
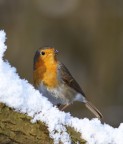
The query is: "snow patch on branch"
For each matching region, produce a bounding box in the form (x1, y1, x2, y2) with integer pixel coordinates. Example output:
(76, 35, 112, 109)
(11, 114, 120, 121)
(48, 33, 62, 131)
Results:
(0, 30, 123, 144)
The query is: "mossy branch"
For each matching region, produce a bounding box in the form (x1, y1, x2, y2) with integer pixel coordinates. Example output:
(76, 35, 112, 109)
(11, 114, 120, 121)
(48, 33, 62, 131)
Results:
(0, 103, 86, 144)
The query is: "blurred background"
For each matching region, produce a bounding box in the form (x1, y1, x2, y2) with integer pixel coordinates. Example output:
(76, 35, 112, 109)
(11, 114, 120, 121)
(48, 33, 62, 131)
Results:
(0, 0, 123, 127)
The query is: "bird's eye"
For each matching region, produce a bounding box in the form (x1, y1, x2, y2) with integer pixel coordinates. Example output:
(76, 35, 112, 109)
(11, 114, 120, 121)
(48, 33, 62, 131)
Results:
(41, 51, 45, 55)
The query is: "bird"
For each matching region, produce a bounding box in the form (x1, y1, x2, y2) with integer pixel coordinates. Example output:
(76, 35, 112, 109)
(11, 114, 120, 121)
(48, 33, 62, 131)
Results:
(33, 47, 103, 119)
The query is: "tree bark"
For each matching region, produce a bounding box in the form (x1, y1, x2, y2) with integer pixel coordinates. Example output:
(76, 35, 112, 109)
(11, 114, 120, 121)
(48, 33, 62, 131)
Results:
(0, 103, 86, 144)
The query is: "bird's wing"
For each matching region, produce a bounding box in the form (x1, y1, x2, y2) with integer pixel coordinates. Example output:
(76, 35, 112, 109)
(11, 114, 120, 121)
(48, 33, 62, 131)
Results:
(58, 62, 86, 97)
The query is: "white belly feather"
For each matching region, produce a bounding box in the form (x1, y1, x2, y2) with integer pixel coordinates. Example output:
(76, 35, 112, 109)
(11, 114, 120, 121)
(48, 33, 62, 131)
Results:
(38, 82, 86, 105)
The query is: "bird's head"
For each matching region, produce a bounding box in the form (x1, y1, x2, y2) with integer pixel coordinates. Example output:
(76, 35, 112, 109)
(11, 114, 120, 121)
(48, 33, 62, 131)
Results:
(33, 47, 59, 70)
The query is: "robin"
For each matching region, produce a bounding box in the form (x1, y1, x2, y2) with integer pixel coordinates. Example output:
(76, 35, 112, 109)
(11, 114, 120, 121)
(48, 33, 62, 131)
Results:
(33, 47, 103, 119)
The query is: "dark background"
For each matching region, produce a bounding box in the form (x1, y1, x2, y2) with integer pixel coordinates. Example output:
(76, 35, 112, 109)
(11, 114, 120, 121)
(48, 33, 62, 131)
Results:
(0, 0, 123, 126)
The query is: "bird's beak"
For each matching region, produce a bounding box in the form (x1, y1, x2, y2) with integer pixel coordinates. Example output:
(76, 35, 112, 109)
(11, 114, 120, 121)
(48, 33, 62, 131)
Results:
(55, 49, 59, 55)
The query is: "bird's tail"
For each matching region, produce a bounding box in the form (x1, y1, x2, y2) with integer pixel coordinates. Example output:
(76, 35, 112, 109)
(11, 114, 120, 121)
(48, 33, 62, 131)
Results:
(85, 101, 103, 119)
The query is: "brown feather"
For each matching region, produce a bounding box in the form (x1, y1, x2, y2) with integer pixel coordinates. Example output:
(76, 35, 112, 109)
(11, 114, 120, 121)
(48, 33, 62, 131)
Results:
(58, 62, 86, 97)
(58, 62, 103, 119)
(85, 101, 103, 119)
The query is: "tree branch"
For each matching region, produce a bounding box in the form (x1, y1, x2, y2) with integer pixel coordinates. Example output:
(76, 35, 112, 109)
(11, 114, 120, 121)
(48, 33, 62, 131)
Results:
(0, 103, 86, 144)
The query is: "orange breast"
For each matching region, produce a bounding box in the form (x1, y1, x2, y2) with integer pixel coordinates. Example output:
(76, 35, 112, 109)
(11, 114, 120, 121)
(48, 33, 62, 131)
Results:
(33, 58, 58, 88)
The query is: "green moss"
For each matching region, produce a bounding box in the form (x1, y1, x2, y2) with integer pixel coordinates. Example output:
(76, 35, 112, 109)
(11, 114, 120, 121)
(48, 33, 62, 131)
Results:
(0, 103, 86, 144)
(67, 127, 86, 144)
(0, 103, 53, 144)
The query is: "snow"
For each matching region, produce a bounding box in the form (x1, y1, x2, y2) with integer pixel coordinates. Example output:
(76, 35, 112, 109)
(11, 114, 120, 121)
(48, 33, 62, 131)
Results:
(0, 30, 123, 144)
